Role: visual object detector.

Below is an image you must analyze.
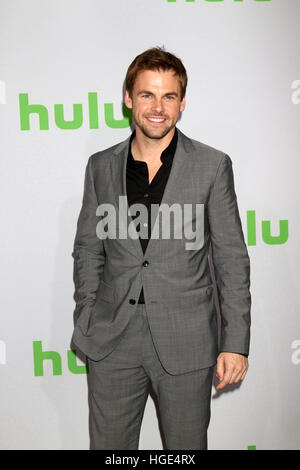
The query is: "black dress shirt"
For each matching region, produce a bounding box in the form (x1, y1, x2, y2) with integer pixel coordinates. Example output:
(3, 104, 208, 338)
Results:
(126, 128, 178, 304)
(125, 128, 248, 359)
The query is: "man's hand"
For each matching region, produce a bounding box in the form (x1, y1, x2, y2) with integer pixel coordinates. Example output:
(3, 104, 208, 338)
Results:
(216, 352, 248, 391)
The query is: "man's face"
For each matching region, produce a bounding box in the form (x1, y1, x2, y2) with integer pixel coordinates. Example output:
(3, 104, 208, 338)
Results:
(125, 69, 186, 140)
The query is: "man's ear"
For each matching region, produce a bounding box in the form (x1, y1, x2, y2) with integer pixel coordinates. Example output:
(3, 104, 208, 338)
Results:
(180, 96, 186, 113)
(124, 90, 133, 109)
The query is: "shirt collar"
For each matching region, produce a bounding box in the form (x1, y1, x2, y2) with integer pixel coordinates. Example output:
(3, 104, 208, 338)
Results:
(127, 127, 178, 168)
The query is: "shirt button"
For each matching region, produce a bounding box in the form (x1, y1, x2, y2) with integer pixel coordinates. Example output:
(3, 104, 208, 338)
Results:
(129, 299, 136, 305)
(143, 223, 148, 227)
(144, 193, 149, 198)
(143, 260, 149, 267)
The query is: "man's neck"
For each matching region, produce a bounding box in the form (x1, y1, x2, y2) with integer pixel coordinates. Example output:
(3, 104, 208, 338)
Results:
(131, 127, 175, 164)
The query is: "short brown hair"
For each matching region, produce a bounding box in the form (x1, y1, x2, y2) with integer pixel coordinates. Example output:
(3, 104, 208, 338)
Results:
(125, 47, 188, 101)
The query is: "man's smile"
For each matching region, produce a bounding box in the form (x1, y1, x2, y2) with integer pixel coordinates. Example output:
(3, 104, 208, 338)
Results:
(145, 116, 167, 125)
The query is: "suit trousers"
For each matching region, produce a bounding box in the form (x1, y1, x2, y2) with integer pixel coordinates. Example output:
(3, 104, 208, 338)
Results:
(87, 303, 215, 450)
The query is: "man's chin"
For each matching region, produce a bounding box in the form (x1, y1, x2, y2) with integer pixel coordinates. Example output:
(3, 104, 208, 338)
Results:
(138, 124, 175, 140)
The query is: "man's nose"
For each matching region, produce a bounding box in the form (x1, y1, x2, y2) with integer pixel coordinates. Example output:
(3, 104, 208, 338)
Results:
(151, 98, 163, 113)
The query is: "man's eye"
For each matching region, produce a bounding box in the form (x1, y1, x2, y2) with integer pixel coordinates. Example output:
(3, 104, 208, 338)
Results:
(166, 95, 175, 100)
(142, 94, 151, 98)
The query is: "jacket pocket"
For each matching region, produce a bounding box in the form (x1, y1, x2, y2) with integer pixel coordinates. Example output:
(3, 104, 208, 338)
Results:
(96, 279, 115, 303)
(77, 280, 115, 335)
(152, 285, 213, 309)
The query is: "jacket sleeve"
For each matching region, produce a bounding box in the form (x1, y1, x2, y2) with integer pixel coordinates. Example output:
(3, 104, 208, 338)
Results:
(208, 154, 251, 356)
(72, 155, 106, 326)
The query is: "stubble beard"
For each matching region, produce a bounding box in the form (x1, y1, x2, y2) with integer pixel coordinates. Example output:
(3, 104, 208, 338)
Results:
(134, 114, 178, 140)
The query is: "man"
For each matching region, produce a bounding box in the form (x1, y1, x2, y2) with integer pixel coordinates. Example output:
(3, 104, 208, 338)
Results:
(71, 47, 251, 450)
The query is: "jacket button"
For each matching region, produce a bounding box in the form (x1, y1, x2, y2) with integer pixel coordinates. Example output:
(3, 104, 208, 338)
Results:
(129, 299, 136, 305)
(143, 260, 149, 267)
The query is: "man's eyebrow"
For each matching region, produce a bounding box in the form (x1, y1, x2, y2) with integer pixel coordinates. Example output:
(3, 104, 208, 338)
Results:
(137, 90, 153, 95)
(137, 91, 179, 96)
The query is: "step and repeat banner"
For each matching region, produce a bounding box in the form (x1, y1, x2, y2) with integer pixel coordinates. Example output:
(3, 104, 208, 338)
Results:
(1, 0, 299, 450)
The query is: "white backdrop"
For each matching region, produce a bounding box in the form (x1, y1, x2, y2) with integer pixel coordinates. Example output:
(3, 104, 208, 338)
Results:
(1, 0, 300, 450)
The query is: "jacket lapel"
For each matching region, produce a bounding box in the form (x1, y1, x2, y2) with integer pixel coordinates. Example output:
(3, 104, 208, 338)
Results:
(109, 135, 143, 260)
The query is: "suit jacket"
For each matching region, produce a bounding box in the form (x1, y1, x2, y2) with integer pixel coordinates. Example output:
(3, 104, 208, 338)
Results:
(71, 128, 251, 375)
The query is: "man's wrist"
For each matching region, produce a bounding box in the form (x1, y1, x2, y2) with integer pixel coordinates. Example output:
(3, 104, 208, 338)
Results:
(220, 351, 248, 358)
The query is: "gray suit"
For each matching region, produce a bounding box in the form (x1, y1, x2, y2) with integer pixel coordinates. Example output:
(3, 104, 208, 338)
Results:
(71, 128, 251, 449)
(71, 128, 251, 370)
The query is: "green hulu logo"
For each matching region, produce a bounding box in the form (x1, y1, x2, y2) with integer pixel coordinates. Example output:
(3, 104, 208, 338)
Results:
(33, 341, 88, 376)
(247, 210, 288, 246)
(19, 92, 132, 131)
